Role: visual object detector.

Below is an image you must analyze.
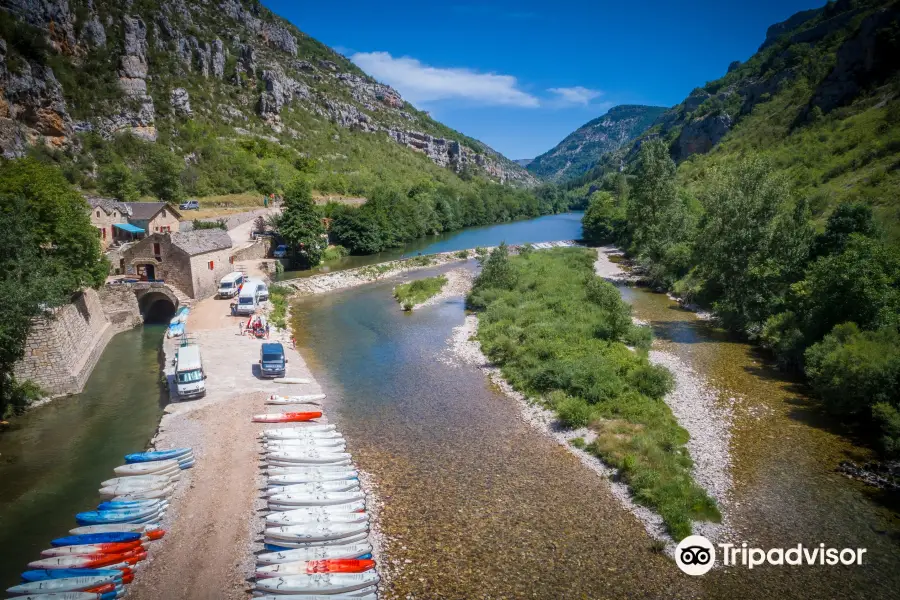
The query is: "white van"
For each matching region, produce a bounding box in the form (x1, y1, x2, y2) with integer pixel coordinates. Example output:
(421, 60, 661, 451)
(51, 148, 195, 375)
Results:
(217, 272, 245, 298)
(234, 284, 259, 315)
(254, 280, 269, 302)
(175, 345, 206, 399)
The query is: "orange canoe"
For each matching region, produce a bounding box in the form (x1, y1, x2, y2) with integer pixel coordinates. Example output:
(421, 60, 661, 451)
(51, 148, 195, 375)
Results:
(253, 412, 323, 423)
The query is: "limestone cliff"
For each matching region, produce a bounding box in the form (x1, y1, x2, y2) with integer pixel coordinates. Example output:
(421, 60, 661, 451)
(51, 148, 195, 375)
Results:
(0, 0, 537, 186)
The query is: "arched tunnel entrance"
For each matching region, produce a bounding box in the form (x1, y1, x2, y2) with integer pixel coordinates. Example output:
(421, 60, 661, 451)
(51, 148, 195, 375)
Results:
(139, 292, 178, 324)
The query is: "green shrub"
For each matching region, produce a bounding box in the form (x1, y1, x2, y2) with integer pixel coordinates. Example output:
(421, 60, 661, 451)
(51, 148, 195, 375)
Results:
(393, 275, 447, 307)
(570, 436, 587, 449)
(557, 395, 594, 428)
(322, 245, 349, 262)
(455, 249, 470, 259)
(192, 219, 227, 230)
(627, 364, 675, 400)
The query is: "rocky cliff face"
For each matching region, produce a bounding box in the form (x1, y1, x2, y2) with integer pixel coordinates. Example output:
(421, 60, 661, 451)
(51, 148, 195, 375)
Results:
(0, 0, 536, 186)
(526, 105, 667, 183)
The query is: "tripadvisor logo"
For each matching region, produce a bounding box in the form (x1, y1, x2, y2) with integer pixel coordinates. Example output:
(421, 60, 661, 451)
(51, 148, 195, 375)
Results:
(675, 535, 868, 575)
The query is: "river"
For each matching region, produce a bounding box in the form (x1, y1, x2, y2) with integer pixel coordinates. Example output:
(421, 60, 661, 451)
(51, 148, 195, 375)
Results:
(279, 211, 584, 279)
(0, 325, 168, 589)
(287, 214, 900, 598)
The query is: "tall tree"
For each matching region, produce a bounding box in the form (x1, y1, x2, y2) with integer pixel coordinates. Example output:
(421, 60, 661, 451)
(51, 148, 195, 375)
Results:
(277, 179, 326, 267)
(626, 139, 681, 259)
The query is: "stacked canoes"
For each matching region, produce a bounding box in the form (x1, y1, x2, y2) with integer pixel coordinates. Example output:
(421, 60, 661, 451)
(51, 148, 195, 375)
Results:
(252, 412, 379, 598)
(5, 447, 194, 599)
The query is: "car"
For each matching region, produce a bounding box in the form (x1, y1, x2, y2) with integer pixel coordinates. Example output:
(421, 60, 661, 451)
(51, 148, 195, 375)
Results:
(273, 244, 289, 258)
(179, 199, 200, 210)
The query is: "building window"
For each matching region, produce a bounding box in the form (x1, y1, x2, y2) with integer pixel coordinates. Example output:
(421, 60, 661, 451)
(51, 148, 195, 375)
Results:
(162, 209, 166, 217)
(208, 260, 214, 270)
(102, 228, 107, 240)
(96, 210, 101, 218)
(153, 242, 161, 256)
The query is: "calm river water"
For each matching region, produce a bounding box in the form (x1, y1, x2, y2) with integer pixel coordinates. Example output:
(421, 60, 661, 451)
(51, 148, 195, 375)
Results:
(0, 325, 168, 589)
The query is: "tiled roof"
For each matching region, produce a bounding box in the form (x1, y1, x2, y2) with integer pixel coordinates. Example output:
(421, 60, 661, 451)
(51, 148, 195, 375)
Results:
(169, 230, 233, 256)
(123, 202, 181, 220)
(86, 196, 131, 216)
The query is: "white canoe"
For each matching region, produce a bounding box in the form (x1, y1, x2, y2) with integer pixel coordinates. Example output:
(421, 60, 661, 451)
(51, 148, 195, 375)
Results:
(267, 394, 326, 405)
(257, 556, 373, 578)
(266, 465, 357, 474)
(255, 572, 379, 595)
(113, 460, 180, 476)
(266, 502, 367, 523)
(265, 437, 346, 447)
(263, 522, 368, 543)
(101, 474, 177, 487)
(7, 594, 115, 600)
(268, 460, 353, 471)
(268, 491, 365, 507)
(264, 511, 368, 527)
(263, 481, 360, 496)
(256, 543, 372, 565)
(261, 425, 336, 437)
(255, 595, 376, 600)
(69, 523, 160, 535)
(272, 378, 312, 384)
(268, 471, 358, 486)
(267, 451, 351, 464)
(99, 481, 172, 497)
(112, 485, 176, 501)
(264, 531, 370, 549)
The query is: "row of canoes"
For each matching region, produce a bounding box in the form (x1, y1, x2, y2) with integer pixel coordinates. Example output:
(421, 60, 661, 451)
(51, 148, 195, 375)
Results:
(5, 447, 193, 598)
(251, 405, 379, 598)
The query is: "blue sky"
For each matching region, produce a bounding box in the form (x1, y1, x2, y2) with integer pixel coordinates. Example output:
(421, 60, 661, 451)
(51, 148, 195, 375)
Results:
(265, 0, 825, 159)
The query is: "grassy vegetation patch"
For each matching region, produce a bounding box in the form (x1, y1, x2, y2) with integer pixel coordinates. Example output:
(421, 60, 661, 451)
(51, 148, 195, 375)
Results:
(468, 246, 719, 539)
(268, 285, 291, 329)
(393, 275, 447, 311)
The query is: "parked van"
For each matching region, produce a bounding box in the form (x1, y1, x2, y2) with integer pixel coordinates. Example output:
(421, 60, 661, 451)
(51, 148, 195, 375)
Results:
(234, 284, 259, 315)
(254, 280, 269, 302)
(218, 272, 245, 298)
(259, 342, 287, 378)
(175, 345, 206, 399)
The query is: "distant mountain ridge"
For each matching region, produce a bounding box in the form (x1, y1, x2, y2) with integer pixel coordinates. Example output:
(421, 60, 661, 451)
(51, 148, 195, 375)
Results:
(526, 105, 667, 183)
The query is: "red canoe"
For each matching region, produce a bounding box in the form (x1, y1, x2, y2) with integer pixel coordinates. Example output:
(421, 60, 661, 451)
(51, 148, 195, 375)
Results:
(253, 412, 323, 423)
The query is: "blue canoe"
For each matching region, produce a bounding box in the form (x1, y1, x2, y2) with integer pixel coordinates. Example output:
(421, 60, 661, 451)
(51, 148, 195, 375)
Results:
(124, 448, 192, 464)
(97, 499, 163, 511)
(22, 569, 124, 582)
(52, 532, 141, 547)
(76, 508, 161, 526)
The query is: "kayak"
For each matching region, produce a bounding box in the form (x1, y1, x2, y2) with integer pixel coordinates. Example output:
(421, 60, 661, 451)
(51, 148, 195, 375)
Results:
(52, 533, 141, 547)
(256, 558, 375, 578)
(254, 572, 379, 595)
(7, 593, 116, 600)
(272, 378, 311, 384)
(124, 448, 193, 463)
(99, 479, 170, 495)
(253, 412, 323, 423)
(101, 474, 176, 487)
(7, 575, 116, 594)
(264, 512, 368, 527)
(21, 568, 128, 582)
(263, 481, 360, 496)
(96, 501, 167, 513)
(266, 465, 357, 474)
(26, 554, 140, 570)
(266, 394, 326, 405)
(265, 447, 349, 458)
(267, 451, 351, 463)
(265, 440, 346, 450)
(101, 485, 174, 500)
(266, 501, 367, 522)
(177, 458, 195, 469)
(265, 531, 369, 550)
(253, 596, 376, 600)
(256, 543, 373, 565)
(268, 472, 357, 486)
(75, 508, 162, 526)
(262, 424, 336, 433)
(69, 524, 159, 536)
(268, 491, 365, 508)
(113, 460, 179, 476)
(265, 435, 345, 444)
(265, 523, 368, 543)
(41, 542, 141, 556)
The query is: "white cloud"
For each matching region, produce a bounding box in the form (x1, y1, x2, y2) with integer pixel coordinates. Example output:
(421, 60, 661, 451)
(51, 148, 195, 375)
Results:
(547, 86, 603, 106)
(350, 51, 540, 108)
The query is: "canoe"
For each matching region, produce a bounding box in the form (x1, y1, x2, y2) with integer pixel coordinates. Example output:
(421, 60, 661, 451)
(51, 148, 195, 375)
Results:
(268, 472, 357, 486)
(75, 508, 162, 526)
(264, 531, 369, 549)
(256, 558, 375, 578)
(265, 435, 345, 444)
(41, 542, 141, 556)
(21, 568, 128, 582)
(97, 498, 165, 508)
(113, 460, 179, 476)
(262, 423, 336, 433)
(267, 451, 351, 463)
(52, 533, 141, 547)
(266, 501, 367, 522)
(266, 465, 357, 474)
(265, 523, 368, 543)
(254, 572, 379, 595)
(265, 440, 346, 450)
(178, 458, 196, 469)
(6, 575, 116, 594)
(263, 481, 360, 496)
(69, 524, 158, 536)
(124, 448, 193, 463)
(256, 543, 373, 565)
(100, 474, 177, 488)
(264, 512, 368, 527)
(7, 593, 114, 600)
(272, 378, 311, 384)
(99, 479, 170, 495)
(26, 554, 139, 570)
(266, 394, 326, 405)
(253, 412, 322, 423)
(265, 447, 348, 458)
(103, 485, 174, 501)
(268, 490, 365, 508)
(254, 596, 376, 600)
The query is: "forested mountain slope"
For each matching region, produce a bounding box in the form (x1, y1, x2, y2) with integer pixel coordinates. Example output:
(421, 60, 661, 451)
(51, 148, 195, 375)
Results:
(0, 0, 537, 202)
(572, 0, 900, 240)
(527, 105, 666, 183)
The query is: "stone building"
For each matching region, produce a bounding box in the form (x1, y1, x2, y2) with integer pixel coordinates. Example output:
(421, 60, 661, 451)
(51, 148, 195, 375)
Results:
(121, 230, 234, 299)
(86, 197, 134, 249)
(123, 202, 182, 234)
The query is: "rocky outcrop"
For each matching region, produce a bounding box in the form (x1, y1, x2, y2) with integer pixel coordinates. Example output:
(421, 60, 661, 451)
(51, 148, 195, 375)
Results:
(336, 73, 403, 110)
(261, 21, 297, 56)
(80, 1, 106, 47)
(758, 6, 821, 50)
(170, 88, 191, 117)
(2, 0, 76, 52)
(258, 67, 309, 121)
(115, 15, 155, 140)
(0, 37, 73, 156)
(211, 38, 225, 79)
(673, 113, 732, 161)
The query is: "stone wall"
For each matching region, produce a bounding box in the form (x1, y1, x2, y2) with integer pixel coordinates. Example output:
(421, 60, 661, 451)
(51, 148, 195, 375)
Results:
(122, 233, 194, 297)
(189, 247, 235, 299)
(98, 285, 143, 330)
(231, 238, 271, 261)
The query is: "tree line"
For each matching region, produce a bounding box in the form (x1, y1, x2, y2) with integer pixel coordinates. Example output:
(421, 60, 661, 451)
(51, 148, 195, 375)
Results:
(582, 139, 900, 457)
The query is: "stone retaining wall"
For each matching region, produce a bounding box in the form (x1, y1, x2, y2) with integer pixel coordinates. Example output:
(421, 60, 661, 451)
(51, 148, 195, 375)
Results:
(231, 238, 271, 261)
(14, 286, 143, 398)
